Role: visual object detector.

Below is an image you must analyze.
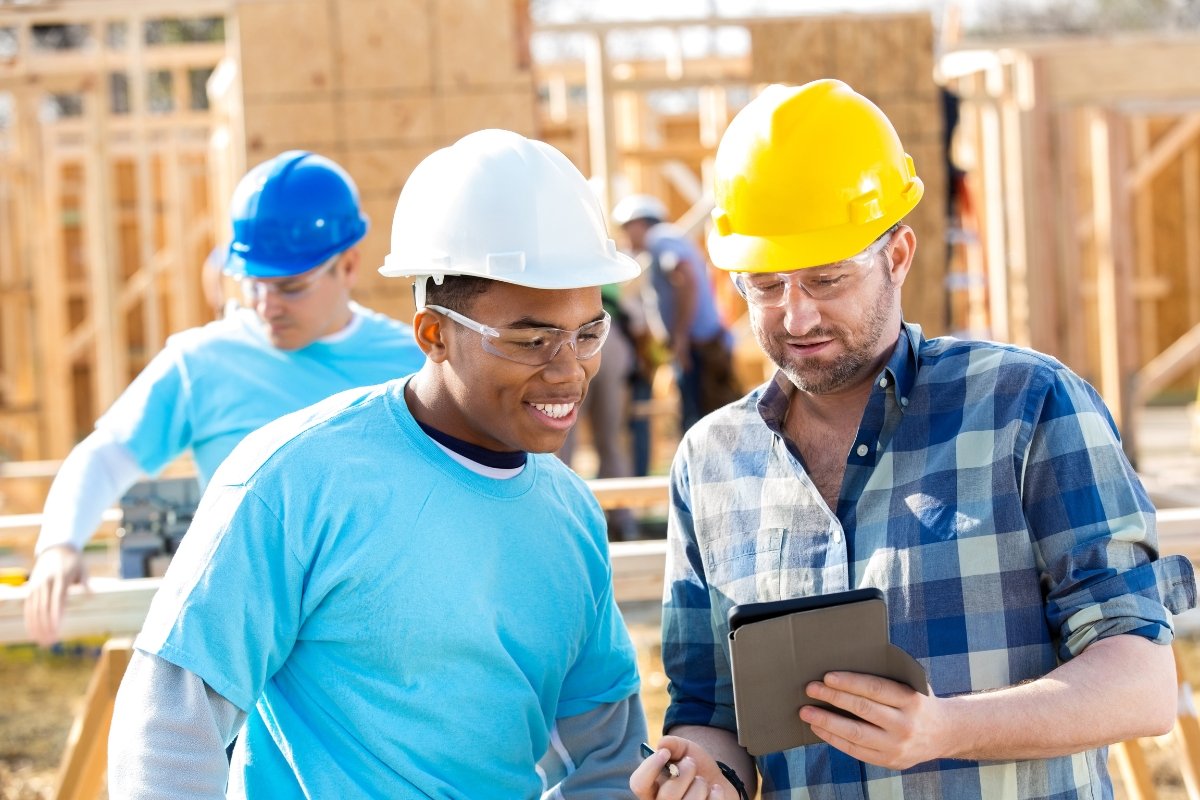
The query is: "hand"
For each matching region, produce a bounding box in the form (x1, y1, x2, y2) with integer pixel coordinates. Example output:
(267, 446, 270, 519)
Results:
(24, 544, 89, 647)
(801, 671, 951, 770)
(630, 736, 736, 799)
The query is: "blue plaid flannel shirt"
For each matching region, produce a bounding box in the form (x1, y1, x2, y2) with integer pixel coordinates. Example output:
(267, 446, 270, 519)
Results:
(662, 322, 1196, 800)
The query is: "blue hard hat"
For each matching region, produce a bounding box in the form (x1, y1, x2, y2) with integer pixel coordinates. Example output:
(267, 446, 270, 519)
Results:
(225, 151, 368, 278)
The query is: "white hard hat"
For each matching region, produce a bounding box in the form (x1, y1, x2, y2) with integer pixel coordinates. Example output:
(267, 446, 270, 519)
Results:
(611, 194, 668, 226)
(380, 129, 640, 305)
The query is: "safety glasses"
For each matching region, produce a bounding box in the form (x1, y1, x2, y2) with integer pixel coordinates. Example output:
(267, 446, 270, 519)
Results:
(241, 254, 339, 302)
(425, 304, 611, 367)
(732, 231, 893, 308)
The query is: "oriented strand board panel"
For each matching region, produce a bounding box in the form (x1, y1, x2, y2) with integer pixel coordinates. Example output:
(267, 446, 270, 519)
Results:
(237, 1, 335, 96)
(243, 97, 340, 159)
(438, 89, 537, 141)
(342, 145, 433, 200)
(434, 0, 532, 89)
(748, 20, 830, 86)
(337, 0, 434, 92)
(339, 95, 437, 145)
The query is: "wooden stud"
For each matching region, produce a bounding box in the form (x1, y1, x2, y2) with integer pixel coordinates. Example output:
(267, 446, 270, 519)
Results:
(1131, 117, 1159, 370)
(585, 30, 616, 216)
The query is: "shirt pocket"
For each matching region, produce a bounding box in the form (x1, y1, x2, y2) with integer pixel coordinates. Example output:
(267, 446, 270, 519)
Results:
(702, 528, 785, 601)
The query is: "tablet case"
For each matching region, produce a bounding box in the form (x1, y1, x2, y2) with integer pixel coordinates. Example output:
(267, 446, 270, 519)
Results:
(728, 587, 928, 756)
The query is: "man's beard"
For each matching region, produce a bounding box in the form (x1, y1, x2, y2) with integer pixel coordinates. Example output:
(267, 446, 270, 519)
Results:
(759, 267, 896, 395)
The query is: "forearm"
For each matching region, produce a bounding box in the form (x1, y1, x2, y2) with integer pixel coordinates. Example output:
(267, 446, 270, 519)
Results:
(109, 650, 244, 798)
(666, 724, 757, 798)
(943, 635, 1176, 761)
(36, 430, 143, 553)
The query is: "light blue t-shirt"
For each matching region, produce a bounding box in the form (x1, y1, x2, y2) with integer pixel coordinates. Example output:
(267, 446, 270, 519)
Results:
(135, 379, 641, 799)
(96, 303, 424, 487)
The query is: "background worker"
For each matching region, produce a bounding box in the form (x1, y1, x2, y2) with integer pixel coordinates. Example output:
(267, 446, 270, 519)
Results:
(611, 194, 739, 474)
(558, 281, 643, 541)
(632, 80, 1195, 800)
(24, 150, 425, 647)
(108, 129, 648, 798)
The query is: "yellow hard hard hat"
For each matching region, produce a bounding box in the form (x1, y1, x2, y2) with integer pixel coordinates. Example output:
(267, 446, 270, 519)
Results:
(708, 79, 923, 273)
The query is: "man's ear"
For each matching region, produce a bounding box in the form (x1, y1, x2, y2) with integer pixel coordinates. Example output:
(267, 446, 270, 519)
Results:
(338, 247, 361, 289)
(887, 224, 916, 288)
(413, 308, 448, 362)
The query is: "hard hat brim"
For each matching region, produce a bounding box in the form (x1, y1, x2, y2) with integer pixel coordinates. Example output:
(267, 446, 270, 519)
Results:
(707, 188, 922, 273)
(378, 250, 641, 288)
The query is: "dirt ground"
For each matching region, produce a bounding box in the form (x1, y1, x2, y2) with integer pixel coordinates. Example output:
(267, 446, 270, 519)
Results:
(2, 625, 1200, 798)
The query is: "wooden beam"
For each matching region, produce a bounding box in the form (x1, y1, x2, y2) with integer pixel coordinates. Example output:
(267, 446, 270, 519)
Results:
(584, 30, 617, 213)
(1131, 117, 1158, 369)
(0, 539, 672, 644)
(31, 134, 73, 457)
(1187, 142, 1200, 344)
(1127, 112, 1200, 192)
(1131, 319, 1200, 406)
(534, 11, 932, 34)
(52, 637, 133, 800)
(0, 579, 156, 645)
(1090, 107, 1138, 454)
(978, 87, 1010, 343)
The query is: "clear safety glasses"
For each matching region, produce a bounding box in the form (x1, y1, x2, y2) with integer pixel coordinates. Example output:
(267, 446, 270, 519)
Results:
(241, 254, 339, 303)
(731, 231, 894, 308)
(425, 304, 611, 367)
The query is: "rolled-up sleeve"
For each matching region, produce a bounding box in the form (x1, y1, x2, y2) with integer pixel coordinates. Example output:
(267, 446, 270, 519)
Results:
(1022, 368, 1198, 659)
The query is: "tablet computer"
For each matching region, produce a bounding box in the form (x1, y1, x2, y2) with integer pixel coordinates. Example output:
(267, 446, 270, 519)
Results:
(727, 587, 926, 756)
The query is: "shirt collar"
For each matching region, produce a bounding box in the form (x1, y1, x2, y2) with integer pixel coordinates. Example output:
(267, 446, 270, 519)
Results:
(886, 320, 922, 413)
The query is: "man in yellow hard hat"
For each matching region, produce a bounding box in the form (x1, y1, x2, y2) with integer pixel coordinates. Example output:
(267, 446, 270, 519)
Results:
(631, 79, 1195, 800)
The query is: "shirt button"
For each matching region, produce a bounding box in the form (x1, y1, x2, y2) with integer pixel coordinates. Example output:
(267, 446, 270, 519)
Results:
(856, 444, 869, 457)
(833, 529, 843, 542)
(878, 376, 888, 388)
(900, 397, 909, 407)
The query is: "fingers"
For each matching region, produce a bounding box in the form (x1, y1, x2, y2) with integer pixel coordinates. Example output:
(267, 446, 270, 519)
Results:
(630, 752, 724, 800)
(23, 549, 81, 647)
(630, 748, 673, 797)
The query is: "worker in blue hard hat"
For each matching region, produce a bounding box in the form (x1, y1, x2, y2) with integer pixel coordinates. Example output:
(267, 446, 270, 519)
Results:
(24, 150, 426, 647)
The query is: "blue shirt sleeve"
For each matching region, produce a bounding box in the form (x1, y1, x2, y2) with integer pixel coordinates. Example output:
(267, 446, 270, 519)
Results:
(96, 346, 193, 477)
(661, 449, 738, 735)
(135, 483, 305, 712)
(1022, 367, 1197, 659)
(556, 504, 641, 719)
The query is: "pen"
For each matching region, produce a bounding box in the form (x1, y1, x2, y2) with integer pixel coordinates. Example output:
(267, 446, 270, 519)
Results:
(639, 742, 681, 778)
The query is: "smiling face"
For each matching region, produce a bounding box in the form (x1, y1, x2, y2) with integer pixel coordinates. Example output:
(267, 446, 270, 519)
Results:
(408, 280, 605, 454)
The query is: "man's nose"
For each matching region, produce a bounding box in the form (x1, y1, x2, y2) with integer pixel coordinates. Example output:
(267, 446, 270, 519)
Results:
(541, 340, 588, 382)
(779, 282, 822, 335)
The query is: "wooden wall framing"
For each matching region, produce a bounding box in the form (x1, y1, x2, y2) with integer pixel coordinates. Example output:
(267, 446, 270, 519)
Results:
(0, 1, 229, 466)
(943, 36, 1200, 457)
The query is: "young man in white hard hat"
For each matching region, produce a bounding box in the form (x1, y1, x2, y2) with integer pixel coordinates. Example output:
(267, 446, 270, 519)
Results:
(631, 80, 1195, 800)
(24, 151, 425, 647)
(108, 129, 648, 798)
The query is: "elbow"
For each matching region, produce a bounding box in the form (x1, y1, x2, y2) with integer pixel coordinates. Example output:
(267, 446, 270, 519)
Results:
(1145, 688, 1178, 737)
